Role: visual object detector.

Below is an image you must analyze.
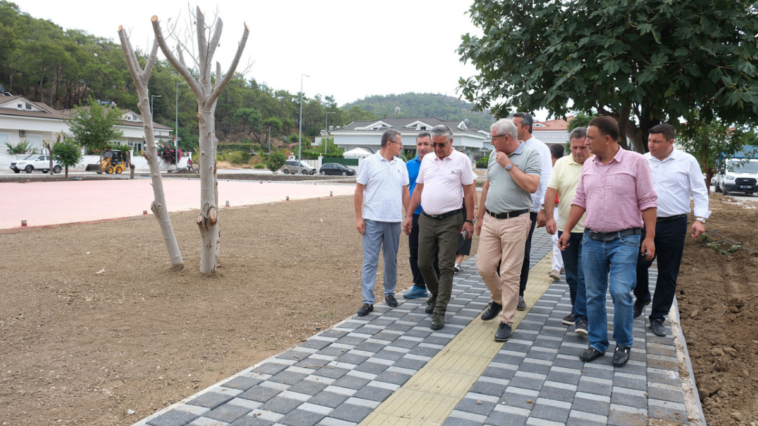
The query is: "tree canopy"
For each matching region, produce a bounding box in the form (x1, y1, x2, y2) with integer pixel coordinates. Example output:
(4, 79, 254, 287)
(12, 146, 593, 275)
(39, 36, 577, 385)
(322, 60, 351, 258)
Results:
(458, 0, 758, 152)
(65, 97, 124, 155)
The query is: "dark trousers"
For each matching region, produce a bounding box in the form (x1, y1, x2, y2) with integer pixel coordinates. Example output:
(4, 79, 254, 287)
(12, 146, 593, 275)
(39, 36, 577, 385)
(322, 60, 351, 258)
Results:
(419, 212, 463, 314)
(559, 231, 587, 320)
(634, 216, 688, 321)
(409, 214, 439, 288)
(518, 212, 539, 296)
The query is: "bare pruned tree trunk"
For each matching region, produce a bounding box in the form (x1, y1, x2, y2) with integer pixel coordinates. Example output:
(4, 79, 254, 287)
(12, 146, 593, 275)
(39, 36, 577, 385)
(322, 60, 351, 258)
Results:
(42, 134, 60, 176)
(118, 27, 184, 270)
(152, 8, 249, 274)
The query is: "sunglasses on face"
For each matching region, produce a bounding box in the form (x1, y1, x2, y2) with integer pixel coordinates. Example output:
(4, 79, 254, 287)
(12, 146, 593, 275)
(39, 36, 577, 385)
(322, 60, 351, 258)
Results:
(431, 143, 448, 148)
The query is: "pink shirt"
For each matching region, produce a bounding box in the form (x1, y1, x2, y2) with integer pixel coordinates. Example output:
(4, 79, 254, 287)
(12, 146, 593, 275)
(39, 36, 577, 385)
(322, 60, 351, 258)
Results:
(416, 149, 477, 215)
(572, 147, 657, 233)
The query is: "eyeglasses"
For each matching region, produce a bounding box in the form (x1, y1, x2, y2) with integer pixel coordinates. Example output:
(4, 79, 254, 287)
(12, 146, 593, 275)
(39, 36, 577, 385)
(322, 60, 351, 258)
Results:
(491, 134, 508, 139)
(389, 139, 402, 145)
(431, 142, 448, 148)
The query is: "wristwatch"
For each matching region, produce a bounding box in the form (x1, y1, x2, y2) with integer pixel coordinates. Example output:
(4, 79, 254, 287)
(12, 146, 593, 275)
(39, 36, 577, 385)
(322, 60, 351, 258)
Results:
(695, 217, 706, 224)
(505, 164, 513, 171)
(464, 219, 474, 224)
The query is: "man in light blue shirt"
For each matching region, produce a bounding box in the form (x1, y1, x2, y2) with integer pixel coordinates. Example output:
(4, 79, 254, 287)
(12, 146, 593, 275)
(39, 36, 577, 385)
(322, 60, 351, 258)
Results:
(354, 129, 411, 316)
(404, 132, 439, 299)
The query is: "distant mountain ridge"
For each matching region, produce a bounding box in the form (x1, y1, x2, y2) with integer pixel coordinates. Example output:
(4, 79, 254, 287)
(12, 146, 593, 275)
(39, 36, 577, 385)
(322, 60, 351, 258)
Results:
(342, 93, 494, 130)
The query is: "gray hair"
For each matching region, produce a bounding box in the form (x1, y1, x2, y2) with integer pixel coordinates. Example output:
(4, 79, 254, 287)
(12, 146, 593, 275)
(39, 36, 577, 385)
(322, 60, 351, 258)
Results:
(569, 127, 587, 140)
(416, 131, 431, 142)
(381, 129, 401, 148)
(430, 125, 453, 142)
(512, 112, 534, 134)
(490, 118, 518, 140)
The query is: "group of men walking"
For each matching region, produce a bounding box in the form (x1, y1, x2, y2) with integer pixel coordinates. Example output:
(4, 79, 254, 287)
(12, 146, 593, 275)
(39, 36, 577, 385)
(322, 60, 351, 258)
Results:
(354, 115, 709, 367)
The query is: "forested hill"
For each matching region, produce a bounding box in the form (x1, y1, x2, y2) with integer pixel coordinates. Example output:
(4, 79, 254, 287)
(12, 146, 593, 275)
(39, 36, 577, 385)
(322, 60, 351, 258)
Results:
(342, 93, 494, 130)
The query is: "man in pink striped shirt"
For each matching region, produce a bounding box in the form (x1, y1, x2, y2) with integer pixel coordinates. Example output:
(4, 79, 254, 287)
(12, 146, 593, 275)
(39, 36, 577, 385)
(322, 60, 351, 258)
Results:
(559, 116, 657, 367)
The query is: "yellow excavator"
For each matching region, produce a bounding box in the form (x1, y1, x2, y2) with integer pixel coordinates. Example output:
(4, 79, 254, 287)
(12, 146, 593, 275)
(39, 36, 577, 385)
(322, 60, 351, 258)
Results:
(85, 149, 129, 174)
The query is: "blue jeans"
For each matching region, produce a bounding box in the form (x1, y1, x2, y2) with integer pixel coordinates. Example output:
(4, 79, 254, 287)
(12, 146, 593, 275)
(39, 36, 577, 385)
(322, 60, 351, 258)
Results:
(582, 232, 640, 353)
(559, 231, 586, 320)
(361, 219, 401, 305)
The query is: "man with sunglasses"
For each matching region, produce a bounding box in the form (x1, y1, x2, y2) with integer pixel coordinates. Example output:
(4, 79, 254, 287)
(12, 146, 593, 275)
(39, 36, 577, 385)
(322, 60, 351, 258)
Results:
(355, 129, 410, 316)
(404, 125, 476, 330)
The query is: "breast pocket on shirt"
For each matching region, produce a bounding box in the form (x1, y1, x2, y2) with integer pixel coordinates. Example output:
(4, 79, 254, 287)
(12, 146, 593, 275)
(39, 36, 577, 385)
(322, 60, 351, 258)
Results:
(611, 172, 636, 192)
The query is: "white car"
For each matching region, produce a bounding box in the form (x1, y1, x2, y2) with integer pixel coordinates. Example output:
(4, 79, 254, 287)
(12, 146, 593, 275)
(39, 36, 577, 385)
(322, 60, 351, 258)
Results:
(715, 159, 758, 196)
(10, 154, 62, 174)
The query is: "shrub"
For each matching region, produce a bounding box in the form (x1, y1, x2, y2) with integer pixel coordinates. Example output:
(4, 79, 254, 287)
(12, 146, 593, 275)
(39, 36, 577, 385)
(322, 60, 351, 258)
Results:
(266, 152, 287, 172)
(226, 151, 252, 164)
(476, 152, 491, 168)
(254, 163, 266, 169)
(218, 143, 256, 152)
(157, 143, 183, 164)
(5, 140, 31, 154)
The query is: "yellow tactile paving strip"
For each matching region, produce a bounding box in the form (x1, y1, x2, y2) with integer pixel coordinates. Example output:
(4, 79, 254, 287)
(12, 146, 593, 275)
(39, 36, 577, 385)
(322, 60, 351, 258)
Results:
(361, 253, 555, 426)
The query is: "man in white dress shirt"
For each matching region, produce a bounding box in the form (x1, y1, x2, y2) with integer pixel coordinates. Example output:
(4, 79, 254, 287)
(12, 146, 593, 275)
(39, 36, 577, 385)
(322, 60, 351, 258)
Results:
(634, 123, 710, 336)
(512, 112, 552, 310)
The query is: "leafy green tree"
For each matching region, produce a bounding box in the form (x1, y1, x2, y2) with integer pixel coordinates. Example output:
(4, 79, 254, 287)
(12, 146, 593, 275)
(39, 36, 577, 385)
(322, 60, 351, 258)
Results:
(265, 151, 286, 172)
(567, 112, 598, 132)
(234, 108, 263, 134)
(53, 138, 83, 178)
(458, 0, 758, 152)
(65, 97, 124, 169)
(4, 140, 30, 154)
(313, 137, 343, 156)
(262, 117, 283, 134)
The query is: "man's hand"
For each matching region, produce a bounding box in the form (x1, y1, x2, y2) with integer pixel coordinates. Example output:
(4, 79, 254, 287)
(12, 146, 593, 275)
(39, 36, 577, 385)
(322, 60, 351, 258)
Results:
(537, 209, 547, 228)
(495, 151, 513, 169)
(356, 218, 366, 235)
(558, 231, 571, 251)
(546, 216, 557, 235)
(641, 237, 655, 261)
(462, 221, 474, 239)
(691, 220, 705, 238)
(403, 216, 413, 236)
(476, 220, 483, 236)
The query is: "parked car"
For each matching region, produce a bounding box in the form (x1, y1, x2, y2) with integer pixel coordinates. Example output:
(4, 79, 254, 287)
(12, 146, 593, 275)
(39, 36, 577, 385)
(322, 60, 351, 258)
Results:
(715, 159, 758, 196)
(281, 160, 317, 175)
(10, 154, 62, 174)
(319, 163, 356, 176)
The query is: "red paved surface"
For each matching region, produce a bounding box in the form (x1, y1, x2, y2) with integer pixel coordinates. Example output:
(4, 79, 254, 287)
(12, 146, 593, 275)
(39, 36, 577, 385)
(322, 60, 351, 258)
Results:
(1, 179, 355, 229)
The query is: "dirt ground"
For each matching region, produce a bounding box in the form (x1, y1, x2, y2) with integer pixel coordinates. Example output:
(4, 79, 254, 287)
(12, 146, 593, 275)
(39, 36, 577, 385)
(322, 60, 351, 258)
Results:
(677, 195, 758, 425)
(0, 196, 479, 425)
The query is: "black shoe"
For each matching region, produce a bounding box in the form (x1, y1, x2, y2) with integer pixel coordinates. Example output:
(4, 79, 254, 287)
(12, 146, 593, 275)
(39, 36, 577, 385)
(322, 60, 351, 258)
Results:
(579, 347, 605, 363)
(494, 322, 512, 342)
(650, 318, 667, 336)
(612, 345, 632, 367)
(633, 299, 650, 319)
(517, 295, 527, 311)
(574, 317, 588, 336)
(357, 304, 373, 316)
(431, 313, 445, 330)
(385, 295, 398, 308)
(562, 313, 576, 326)
(481, 302, 502, 321)
(425, 297, 436, 314)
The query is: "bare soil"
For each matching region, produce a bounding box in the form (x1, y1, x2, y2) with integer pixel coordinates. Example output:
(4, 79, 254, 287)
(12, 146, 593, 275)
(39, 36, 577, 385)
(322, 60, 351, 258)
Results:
(677, 195, 758, 425)
(0, 196, 478, 425)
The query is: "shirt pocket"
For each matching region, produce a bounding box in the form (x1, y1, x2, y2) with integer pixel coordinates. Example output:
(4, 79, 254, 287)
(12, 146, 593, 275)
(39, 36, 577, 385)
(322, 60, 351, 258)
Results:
(611, 172, 636, 192)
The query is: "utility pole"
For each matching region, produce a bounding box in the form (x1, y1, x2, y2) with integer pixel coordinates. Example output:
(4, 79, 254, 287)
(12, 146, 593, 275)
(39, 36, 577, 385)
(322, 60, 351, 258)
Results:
(175, 82, 187, 172)
(298, 73, 309, 174)
(325, 111, 335, 155)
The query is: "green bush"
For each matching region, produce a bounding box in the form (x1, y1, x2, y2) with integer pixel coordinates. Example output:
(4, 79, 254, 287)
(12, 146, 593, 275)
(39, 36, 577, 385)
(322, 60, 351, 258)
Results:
(266, 152, 287, 172)
(254, 163, 266, 169)
(226, 151, 252, 164)
(476, 152, 491, 168)
(218, 143, 256, 152)
(5, 140, 31, 154)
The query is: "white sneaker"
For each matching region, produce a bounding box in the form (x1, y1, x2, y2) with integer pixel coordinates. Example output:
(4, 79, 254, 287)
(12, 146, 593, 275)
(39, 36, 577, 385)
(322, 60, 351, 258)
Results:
(454, 263, 461, 274)
(548, 270, 561, 280)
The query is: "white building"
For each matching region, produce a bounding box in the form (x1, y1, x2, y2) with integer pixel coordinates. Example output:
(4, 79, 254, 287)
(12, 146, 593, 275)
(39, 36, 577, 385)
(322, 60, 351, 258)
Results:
(532, 117, 572, 147)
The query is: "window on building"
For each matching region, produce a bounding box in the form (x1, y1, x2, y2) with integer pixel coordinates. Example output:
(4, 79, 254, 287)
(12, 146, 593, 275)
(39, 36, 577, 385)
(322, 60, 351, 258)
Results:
(25, 103, 32, 110)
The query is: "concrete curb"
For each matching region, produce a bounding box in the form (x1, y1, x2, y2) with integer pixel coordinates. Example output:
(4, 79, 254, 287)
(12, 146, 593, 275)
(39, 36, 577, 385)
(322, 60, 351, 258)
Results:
(670, 297, 707, 425)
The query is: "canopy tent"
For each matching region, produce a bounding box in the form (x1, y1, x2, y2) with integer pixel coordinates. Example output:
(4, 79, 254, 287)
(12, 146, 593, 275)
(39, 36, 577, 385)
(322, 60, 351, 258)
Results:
(343, 147, 374, 159)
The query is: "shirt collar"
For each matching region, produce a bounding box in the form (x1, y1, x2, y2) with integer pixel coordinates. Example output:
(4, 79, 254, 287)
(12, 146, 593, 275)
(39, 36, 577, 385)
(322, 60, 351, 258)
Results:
(511, 142, 526, 155)
(648, 147, 679, 162)
(376, 151, 397, 164)
(592, 146, 625, 165)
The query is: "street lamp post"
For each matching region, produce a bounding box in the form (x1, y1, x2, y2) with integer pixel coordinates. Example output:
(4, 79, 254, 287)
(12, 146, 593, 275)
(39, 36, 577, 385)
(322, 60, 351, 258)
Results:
(325, 112, 335, 155)
(298, 74, 309, 174)
(175, 82, 187, 172)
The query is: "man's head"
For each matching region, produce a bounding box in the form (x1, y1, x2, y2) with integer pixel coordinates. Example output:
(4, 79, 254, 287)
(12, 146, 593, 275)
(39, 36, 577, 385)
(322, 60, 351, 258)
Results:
(512, 112, 533, 141)
(416, 131, 432, 160)
(648, 123, 675, 160)
(549, 143, 564, 166)
(489, 118, 519, 154)
(586, 116, 619, 157)
(430, 125, 454, 159)
(569, 127, 590, 164)
(381, 129, 403, 157)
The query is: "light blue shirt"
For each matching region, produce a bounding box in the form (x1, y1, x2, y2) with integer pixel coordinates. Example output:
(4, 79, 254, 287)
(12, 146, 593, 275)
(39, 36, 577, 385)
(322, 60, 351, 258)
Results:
(357, 152, 410, 222)
(406, 156, 423, 215)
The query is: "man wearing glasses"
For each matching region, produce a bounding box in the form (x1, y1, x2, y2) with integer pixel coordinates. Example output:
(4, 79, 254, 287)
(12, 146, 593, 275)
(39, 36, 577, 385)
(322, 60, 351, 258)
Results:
(476, 118, 541, 341)
(355, 129, 410, 316)
(404, 125, 476, 330)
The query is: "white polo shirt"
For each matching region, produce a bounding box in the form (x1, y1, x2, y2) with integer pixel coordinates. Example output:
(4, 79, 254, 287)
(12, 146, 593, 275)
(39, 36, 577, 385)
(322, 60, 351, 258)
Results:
(644, 148, 711, 218)
(356, 152, 410, 222)
(416, 149, 476, 215)
(524, 136, 552, 212)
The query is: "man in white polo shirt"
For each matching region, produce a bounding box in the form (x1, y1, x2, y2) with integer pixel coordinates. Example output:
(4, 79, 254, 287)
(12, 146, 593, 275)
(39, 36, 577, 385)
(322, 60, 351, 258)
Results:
(634, 123, 710, 336)
(404, 125, 476, 330)
(354, 129, 410, 316)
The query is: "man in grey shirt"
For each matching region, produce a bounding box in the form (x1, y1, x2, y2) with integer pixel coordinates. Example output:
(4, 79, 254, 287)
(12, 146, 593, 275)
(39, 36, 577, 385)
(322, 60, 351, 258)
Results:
(476, 118, 541, 341)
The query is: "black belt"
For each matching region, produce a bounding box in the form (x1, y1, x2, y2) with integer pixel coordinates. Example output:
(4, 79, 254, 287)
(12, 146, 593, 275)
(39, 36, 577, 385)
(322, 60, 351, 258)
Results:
(657, 214, 687, 223)
(586, 228, 641, 242)
(423, 209, 462, 220)
(485, 209, 529, 219)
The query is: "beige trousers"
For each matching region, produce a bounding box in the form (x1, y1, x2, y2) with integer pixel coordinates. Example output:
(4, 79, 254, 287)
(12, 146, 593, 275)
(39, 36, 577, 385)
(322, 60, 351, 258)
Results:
(476, 213, 531, 325)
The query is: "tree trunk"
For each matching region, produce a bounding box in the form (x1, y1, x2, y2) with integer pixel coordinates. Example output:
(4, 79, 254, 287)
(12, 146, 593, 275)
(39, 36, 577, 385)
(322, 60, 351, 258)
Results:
(197, 107, 219, 273)
(65, 165, 68, 178)
(49, 150, 53, 176)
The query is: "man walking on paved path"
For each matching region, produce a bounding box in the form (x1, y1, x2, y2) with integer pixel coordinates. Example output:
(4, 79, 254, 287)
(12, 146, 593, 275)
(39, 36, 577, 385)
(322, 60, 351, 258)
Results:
(512, 112, 552, 311)
(355, 129, 410, 317)
(547, 143, 565, 281)
(404, 125, 476, 330)
(546, 127, 591, 336)
(634, 123, 710, 336)
(404, 132, 440, 300)
(476, 118, 541, 342)
(559, 116, 657, 367)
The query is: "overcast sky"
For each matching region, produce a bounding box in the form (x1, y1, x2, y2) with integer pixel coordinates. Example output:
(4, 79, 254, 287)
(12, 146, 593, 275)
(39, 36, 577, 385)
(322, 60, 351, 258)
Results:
(20, 0, 492, 109)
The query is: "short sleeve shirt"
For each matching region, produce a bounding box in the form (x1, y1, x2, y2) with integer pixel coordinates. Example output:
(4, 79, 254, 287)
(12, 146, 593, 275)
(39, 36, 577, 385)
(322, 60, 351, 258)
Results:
(406, 156, 424, 215)
(485, 143, 541, 213)
(416, 149, 477, 215)
(547, 155, 588, 233)
(356, 152, 410, 222)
